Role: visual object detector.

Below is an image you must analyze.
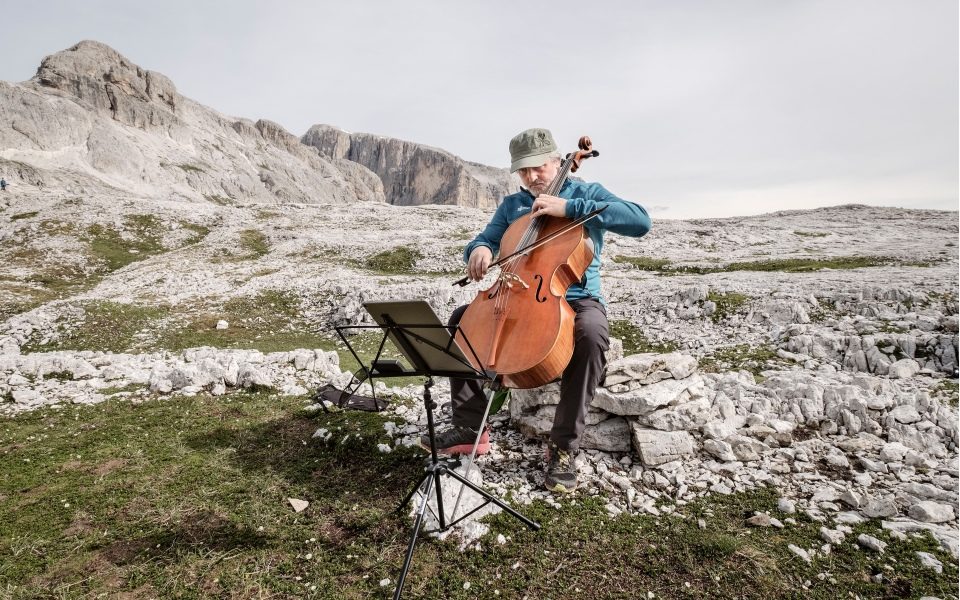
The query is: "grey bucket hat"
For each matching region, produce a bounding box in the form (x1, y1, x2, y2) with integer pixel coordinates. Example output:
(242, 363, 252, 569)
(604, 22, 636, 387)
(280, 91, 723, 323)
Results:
(508, 128, 558, 173)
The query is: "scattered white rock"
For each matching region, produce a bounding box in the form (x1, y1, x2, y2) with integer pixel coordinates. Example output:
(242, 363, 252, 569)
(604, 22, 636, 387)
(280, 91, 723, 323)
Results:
(777, 498, 796, 514)
(856, 534, 887, 553)
(908, 501, 955, 524)
(915, 551, 943, 574)
(788, 544, 812, 564)
(820, 527, 845, 545)
(288, 498, 309, 513)
(746, 513, 772, 527)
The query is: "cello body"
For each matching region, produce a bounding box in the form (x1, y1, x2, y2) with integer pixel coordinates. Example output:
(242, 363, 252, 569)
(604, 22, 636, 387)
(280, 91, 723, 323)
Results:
(455, 211, 595, 389)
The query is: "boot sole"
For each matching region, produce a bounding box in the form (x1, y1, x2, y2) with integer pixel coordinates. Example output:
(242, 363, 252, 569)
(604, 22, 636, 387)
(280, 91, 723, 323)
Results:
(419, 440, 490, 456)
(545, 479, 578, 493)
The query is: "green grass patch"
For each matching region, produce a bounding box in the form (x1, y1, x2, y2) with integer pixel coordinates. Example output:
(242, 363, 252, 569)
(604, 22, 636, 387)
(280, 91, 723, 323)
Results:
(22, 301, 169, 353)
(613, 255, 935, 275)
(0, 296, 46, 323)
(18, 291, 404, 368)
(161, 311, 422, 386)
(85, 215, 165, 272)
(723, 256, 925, 272)
(875, 321, 910, 334)
(238, 229, 270, 259)
(933, 379, 958, 407)
(706, 291, 750, 322)
(155, 291, 319, 353)
(203, 194, 233, 206)
(0, 394, 955, 598)
(700, 344, 788, 376)
(10, 211, 39, 221)
(256, 210, 281, 221)
(99, 383, 146, 396)
(37, 219, 76, 234)
(6, 248, 81, 302)
(792, 230, 829, 238)
(23, 263, 93, 299)
(450, 227, 475, 241)
(5, 215, 202, 304)
(608, 319, 678, 355)
(178, 163, 205, 173)
(613, 256, 672, 271)
(180, 221, 210, 244)
(363, 246, 424, 275)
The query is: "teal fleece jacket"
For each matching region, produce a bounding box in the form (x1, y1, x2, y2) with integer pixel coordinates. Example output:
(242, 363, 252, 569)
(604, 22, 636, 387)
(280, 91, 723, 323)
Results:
(463, 180, 651, 303)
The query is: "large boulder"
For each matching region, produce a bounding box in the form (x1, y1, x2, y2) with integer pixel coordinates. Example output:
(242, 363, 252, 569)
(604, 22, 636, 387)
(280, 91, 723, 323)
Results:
(630, 426, 696, 466)
(592, 375, 703, 416)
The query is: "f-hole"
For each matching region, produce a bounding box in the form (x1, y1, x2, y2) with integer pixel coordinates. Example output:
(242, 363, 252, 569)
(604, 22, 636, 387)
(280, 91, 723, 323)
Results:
(533, 274, 548, 303)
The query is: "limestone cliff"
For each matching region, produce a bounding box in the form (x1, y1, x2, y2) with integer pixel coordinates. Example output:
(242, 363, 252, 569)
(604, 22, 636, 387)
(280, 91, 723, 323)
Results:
(302, 124, 516, 209)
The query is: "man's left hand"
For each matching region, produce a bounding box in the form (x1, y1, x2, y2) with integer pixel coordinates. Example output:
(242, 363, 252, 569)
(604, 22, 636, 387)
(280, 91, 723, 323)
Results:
(531, 194, 567, 217)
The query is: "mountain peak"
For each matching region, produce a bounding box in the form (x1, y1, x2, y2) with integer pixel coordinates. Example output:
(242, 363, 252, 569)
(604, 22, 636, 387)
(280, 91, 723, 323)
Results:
(32, 40, 178, 127)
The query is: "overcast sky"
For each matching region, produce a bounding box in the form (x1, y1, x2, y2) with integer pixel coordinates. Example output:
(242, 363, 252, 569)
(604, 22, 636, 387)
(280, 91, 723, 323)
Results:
(2, 1, 957, 218)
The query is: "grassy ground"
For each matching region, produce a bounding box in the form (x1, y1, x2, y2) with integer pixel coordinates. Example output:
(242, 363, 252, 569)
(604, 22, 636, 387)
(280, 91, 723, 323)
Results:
(19, 292, 423, 386)
(21, 301, 169, 354)
(363, 247, 423, 275)
(699, 344, 793, 377)
(705, 291, 750, 323)
(1, 213, 209, 315)
(608, 320, 678, 354)
(22, 292, 331, 356)
(85, 215, 166, 272)
(1, 392, 955, 599)
(612, 255, 937, 275)
(238, 230, 271, 259)
(933, 379, 959, 408)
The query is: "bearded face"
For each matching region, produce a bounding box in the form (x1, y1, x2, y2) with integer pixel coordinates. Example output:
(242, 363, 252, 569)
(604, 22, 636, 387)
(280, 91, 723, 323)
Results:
(518, 158, 561, 196)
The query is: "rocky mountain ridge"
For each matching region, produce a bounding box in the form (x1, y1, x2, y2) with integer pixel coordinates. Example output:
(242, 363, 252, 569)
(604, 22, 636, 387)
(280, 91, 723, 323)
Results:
(302, 124, 515, 209)
(0, 40, 514, 210)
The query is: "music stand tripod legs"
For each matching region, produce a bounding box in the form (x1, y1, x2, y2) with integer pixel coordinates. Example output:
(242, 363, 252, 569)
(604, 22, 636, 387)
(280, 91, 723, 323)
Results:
(342, 301, 541, 600)
(393, 377, 540, 600)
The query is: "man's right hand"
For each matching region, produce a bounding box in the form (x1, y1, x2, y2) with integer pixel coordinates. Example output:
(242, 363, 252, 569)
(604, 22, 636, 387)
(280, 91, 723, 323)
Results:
(468, 246, 493, 281)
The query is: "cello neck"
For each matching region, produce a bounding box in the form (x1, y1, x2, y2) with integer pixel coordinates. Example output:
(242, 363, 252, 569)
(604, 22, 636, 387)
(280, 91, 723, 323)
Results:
(544, 156, 575, 197)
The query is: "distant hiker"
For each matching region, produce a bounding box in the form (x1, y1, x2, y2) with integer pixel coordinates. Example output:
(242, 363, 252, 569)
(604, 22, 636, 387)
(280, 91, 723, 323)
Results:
(0, 178, 6, 192)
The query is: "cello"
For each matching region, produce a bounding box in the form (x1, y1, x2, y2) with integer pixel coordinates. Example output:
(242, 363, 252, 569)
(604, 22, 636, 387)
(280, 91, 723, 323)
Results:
(453, 136, 602, 389)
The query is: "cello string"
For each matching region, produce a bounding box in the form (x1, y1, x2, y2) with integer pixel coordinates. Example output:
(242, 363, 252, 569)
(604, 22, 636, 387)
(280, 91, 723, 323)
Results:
(480, 145, 588, 369)
(500, 155, 571, 283)
(494, 152, 577, 320)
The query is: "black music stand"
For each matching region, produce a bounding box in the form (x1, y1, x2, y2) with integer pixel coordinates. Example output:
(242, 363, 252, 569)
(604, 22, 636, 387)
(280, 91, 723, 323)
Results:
(335, 300, 540, 600)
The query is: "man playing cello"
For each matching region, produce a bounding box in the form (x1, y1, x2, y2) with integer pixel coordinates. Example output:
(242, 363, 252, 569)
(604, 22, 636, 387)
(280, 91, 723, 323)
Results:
(424, 128, 652, 492)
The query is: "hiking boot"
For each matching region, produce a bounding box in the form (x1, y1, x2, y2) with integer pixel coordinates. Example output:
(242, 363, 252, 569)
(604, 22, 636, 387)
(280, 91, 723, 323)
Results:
(544, 442, 578, 493)
(420, 425, 489, 456)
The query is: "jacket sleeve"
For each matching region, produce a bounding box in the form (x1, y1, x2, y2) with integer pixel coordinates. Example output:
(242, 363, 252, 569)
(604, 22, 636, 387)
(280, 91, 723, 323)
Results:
(564, 183, 651, 238)
(463, 201, 511, 263)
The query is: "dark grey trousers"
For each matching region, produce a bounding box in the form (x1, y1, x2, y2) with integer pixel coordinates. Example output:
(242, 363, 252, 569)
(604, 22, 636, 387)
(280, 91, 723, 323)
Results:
(448, 298, 609, 452)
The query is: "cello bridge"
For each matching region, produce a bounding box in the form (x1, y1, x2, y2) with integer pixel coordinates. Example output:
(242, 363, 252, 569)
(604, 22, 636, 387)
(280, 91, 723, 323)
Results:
(501, 272, 529, 289)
